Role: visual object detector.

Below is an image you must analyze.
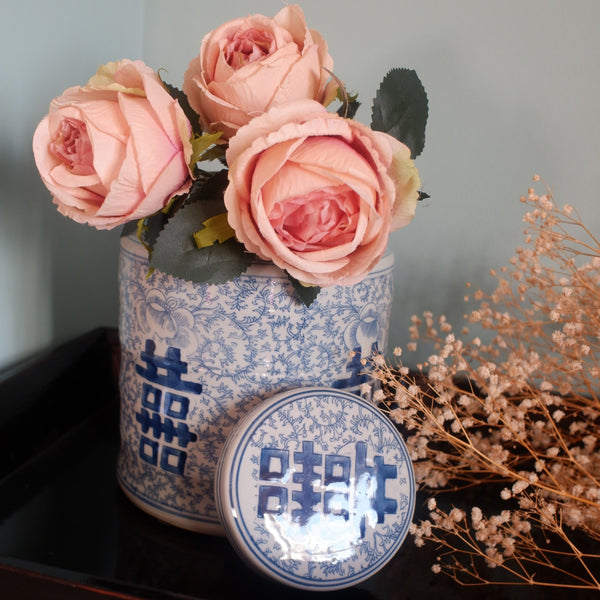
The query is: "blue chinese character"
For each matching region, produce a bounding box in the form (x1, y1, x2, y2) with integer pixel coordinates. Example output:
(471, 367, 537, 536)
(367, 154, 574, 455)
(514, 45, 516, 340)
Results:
(136, 409, 197, 448)
(141, 383, 161, 410)
(139, 435, 159, 466)
(355, 441, 397, 537)
(259, 447, 289, 481)
(160, 446, 188, 475)
(323, 454, 351, 520)
(257, 448, 290, 518)
(257, 486, 288, 517)
(136, 340, 203, 394)
(292, 441, 322, 526)
(164, 392, 190, 419)
(332, 343, 379, 391)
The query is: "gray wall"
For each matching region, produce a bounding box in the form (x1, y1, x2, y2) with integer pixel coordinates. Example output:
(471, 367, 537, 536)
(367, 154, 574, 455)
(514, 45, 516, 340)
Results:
(1, 1, 143, 367)
(2, 0, 599, 369)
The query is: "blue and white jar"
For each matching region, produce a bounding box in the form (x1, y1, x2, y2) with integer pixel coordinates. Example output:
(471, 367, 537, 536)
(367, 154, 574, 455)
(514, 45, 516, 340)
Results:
(117, 232, 394, 534)
(215, 387, 416, 591)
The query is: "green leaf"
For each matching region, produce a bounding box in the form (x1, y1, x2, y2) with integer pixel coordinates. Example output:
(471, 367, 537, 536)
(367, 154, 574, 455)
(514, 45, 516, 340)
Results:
(189, 132, 224, 170)
(162, 80, 203, 137)
(121, 221, 137, 238)
(150, 172, 254, 284)
(198, 144, 227, 164)
(327, 72, 361, 120)
(335, 85, 361, 119)
(193, 212, 235, 248)
(288, 275, 321, 307)
(140, 210, 170, 249)
(371, 68, 428, 158)
(146, 169, 324, 302)
(336, 97, 361, 120)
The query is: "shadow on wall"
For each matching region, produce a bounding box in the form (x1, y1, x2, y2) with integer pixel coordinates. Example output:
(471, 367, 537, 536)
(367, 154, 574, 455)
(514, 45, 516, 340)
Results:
(0, 158, 120, 369)
(48, 209, 121, 353)
(0, 160, 52, 368)
(0, 0, 143, 370)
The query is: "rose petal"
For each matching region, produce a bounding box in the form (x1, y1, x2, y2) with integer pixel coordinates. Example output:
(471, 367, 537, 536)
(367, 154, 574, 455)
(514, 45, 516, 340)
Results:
(182, 6, 333, 138)
(118, 93, 177, 194)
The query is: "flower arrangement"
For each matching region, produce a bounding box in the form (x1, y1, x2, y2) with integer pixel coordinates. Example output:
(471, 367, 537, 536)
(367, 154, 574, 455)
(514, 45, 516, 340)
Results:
(371, 178, 600, 590)
(32, 5, 427, 305)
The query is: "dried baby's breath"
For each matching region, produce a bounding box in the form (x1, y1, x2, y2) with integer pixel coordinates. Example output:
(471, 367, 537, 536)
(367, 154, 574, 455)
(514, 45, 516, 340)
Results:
(373, 178, 600, 589)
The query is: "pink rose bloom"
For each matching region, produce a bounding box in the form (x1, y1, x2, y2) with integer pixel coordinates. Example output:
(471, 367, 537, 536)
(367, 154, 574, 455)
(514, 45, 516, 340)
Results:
(183, 5, 334, 139)
(224, 100, 420, 287)
(33, 59, 193, 229)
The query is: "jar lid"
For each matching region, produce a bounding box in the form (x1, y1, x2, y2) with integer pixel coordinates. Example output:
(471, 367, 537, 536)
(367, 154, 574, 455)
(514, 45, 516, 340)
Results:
(215, 387, 415, 591)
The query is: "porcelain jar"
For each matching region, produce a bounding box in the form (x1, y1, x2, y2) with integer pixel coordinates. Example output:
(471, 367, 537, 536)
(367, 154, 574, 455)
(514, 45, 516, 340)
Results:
(116, 233, 394, 534)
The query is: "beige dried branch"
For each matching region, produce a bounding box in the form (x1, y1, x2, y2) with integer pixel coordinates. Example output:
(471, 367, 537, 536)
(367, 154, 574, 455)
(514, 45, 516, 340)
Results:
(370, 177, 600, 589)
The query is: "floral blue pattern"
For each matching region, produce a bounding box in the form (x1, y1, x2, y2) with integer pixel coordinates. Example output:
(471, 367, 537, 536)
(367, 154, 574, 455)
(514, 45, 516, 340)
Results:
(117, 233, 394, 533)
(215, 388, 415, 590)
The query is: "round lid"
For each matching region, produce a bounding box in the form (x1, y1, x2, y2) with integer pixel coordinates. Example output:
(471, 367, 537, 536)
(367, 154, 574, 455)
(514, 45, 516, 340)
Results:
(215, 387, 415, 591)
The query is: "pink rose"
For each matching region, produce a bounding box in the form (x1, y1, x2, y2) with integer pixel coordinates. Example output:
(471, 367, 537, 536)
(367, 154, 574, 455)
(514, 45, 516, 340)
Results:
(182, 5, 334, 139)
(224, 100, 420, 287)
(33, 59, 193, 229)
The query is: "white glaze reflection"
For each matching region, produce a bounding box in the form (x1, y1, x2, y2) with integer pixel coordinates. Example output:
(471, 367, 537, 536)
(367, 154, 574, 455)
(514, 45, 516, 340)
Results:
(218, 388, 415, 590)
(260, 472, 382, 563)
(263, 512, 357, 563)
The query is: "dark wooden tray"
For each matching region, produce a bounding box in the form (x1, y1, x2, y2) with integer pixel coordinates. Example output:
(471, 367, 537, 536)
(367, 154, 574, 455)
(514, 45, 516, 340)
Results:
(0, 329, 595, 599)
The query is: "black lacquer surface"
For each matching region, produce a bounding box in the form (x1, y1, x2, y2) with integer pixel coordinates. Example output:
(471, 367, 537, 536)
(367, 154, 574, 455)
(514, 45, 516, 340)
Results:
(0, 329, 596, 599)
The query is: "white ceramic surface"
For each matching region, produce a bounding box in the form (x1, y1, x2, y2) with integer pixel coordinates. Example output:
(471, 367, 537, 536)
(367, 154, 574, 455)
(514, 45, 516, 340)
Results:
(117, 233, 394, 533)
(216, 387, 416, 591)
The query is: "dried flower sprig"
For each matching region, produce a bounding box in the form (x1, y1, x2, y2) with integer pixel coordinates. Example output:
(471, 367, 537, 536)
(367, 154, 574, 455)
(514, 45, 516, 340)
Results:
(370, 177, 600, 589)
